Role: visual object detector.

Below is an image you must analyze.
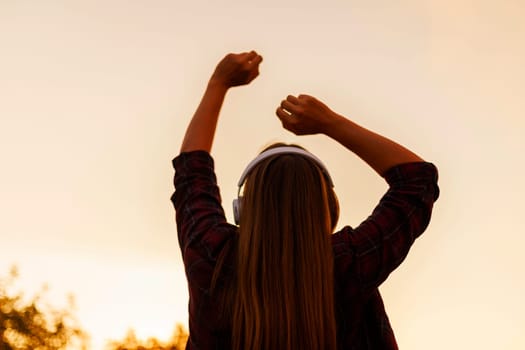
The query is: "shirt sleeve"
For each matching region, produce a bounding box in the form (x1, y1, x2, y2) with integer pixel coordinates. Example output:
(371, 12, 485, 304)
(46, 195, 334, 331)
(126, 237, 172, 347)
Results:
(171, 151, 236, 264)
(332, 161, 440, 292)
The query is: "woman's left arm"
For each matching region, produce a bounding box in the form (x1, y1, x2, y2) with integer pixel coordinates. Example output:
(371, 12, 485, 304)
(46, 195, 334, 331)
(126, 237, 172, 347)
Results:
(180, 50, 263, 153)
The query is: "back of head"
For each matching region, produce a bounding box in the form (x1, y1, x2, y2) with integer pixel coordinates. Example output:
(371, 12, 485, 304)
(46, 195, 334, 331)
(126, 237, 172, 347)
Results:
(233, 143, 338, 350)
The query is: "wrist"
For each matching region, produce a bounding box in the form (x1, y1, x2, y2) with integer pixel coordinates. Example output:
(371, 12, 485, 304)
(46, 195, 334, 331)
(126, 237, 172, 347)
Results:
(207, 77, 230, 93)
(320, 112, 346, 136)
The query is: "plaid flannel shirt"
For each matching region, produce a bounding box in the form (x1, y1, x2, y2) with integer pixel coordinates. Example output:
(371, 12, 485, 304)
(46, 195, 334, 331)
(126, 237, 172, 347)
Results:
(172, 150, 439, 350)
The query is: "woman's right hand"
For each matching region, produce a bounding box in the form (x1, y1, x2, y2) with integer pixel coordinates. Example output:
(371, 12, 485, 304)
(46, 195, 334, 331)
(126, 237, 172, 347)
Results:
(276, 94, 340, 135)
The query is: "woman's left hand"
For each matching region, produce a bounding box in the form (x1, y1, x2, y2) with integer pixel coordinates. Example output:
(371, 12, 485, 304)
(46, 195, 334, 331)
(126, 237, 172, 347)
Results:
(210, 50, 263, 88)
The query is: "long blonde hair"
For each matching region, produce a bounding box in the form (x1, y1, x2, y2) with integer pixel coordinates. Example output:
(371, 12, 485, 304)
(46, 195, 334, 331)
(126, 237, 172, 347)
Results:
(230, 143, 339, 350)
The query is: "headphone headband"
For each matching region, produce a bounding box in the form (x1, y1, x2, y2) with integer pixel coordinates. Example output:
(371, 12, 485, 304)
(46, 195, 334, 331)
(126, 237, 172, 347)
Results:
(236, 146, 334, 188)
(233, 146, 334, 225)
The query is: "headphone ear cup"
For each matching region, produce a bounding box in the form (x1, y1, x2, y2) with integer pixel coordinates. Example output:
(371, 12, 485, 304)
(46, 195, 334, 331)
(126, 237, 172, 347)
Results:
(233, 197, 242, 225)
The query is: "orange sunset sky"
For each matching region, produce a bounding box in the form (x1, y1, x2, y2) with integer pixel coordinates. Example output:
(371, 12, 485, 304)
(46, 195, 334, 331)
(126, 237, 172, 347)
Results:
(1, 1, 524, 349)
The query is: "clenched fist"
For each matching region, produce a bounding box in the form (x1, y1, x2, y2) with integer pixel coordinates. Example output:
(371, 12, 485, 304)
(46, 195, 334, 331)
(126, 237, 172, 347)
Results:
(276, 94, 339, 135)
(210, 51, 263, 88)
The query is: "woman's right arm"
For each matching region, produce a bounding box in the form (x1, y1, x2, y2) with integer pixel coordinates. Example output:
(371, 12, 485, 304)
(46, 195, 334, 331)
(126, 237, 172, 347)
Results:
(276, 94, 423, 175)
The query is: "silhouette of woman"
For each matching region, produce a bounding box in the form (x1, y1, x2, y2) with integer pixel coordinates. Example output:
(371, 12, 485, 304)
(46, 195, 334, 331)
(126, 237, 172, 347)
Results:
(172, 51, 439, 350)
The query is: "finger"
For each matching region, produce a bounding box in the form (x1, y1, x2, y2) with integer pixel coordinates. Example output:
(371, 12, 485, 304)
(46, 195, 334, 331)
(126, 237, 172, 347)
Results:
(247, 69, 260, 83)
(249, 54, 263, 67)
(280, 99, 300, 114)
(276, 107, 293, 123)
(245, 50, 258, 62)
(237, 51, 257, 63)
(286, 95, 300, 105)
(276, 108, 299, 134)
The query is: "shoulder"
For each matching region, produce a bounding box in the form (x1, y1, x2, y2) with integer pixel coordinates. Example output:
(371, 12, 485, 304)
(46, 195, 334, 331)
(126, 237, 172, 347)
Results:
(173, 150, 215, 172)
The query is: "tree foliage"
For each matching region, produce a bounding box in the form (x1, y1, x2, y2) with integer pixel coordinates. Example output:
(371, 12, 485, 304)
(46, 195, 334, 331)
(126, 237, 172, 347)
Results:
(0, 267, 188, 350)
(0, 266, 88, 350)
(106, 324, 188, 350)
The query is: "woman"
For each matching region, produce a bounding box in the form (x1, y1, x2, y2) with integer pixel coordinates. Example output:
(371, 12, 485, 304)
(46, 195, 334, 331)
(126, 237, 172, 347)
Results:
(172, 51, 439, 350)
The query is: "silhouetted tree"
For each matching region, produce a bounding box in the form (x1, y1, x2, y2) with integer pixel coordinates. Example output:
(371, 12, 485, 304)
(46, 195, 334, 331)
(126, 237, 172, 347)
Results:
(0, 266, 88, 350)
(106, 324, 188, 350)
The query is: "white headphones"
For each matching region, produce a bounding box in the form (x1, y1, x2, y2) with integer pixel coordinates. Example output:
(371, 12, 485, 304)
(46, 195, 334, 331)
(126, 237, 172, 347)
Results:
(232, 146, 334, 225)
